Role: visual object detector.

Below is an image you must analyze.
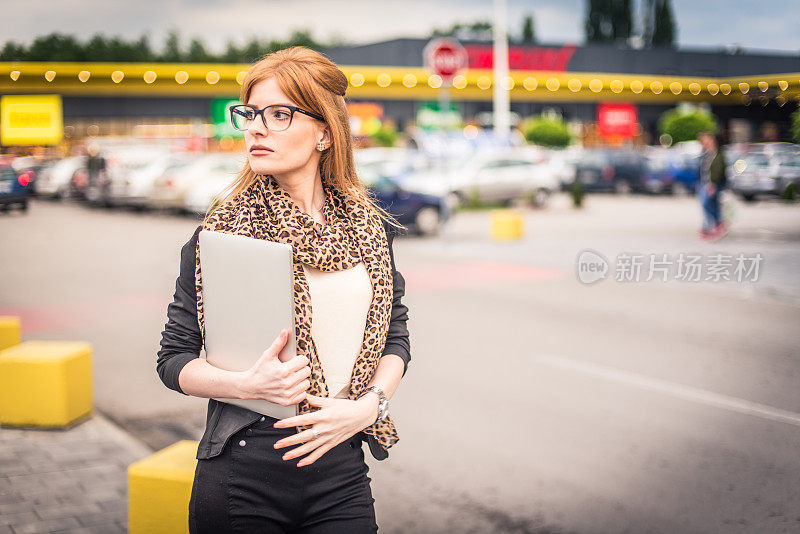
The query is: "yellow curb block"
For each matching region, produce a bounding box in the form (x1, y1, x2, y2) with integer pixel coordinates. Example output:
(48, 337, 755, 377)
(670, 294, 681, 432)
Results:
(490, 209, 525, 240)
(128, 440, 199, 534)
(0, 316, 21, 352)
(0, 340, 93, 427)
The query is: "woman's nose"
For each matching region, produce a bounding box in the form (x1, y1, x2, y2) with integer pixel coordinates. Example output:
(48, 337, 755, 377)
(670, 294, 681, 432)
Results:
(248, 119, 269, 136)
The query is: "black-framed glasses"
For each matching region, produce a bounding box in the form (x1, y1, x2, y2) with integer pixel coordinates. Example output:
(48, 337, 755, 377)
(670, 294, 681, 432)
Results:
(229, 104, 325, 132)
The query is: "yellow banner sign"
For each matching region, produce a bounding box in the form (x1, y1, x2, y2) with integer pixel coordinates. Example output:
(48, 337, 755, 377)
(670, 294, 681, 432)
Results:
(1, 95, 63, 146)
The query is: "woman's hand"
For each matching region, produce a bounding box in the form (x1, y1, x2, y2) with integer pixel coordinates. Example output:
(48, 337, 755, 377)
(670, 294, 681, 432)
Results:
(272, 393, 379, 467)
(706, 182, 717, 196)
(238, 328, 312, 406)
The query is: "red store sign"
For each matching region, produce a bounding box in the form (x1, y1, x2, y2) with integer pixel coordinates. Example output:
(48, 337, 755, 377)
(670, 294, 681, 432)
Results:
(597, 103, 638, 138)
(463, 44, 577, 71)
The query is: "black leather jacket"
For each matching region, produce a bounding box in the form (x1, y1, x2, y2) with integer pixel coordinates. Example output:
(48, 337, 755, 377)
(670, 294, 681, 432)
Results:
(156, 222, 411, 461)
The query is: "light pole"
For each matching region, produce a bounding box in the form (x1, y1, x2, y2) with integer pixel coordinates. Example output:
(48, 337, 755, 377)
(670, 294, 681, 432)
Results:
(493, 0, 511, 138)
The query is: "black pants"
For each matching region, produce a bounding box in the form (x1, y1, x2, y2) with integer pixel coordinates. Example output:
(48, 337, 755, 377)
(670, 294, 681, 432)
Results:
(189, 414, 379, 533)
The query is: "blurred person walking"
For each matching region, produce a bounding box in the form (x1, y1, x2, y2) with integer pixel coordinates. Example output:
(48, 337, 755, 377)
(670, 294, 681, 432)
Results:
(156, 46, 412, 533)
(696, 131, 728, 240)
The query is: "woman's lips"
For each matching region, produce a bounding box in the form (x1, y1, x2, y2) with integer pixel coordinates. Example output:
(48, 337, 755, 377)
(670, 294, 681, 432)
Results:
(250, 146, 273, 154)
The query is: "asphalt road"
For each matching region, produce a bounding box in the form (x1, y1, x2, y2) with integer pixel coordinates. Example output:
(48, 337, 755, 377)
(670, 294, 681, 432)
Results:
(2, 192, 799, 534)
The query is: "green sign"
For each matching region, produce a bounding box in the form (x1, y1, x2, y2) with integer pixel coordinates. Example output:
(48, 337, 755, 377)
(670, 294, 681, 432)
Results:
(416, 101, 462, 131)
(211, 98, 243, 138)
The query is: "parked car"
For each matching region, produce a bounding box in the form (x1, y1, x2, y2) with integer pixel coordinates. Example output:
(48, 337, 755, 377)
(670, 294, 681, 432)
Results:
(358, 163, 448, 236)
(183, 154, 246, 215)
(94, 148, 171, 207)
(544, 146, 581, 191)
(35, 157, 86, 199)
(397, 149, 557, 207)
(110, 153, 194, 209)
(729, 151, 800, 201)
(640, 147, 674, 194)
(0, 163, 31, 212)
(666, 151, 701, 195)
(150, 153, 241, 212)
(572, 148, 647, 194)
(10, 156, 53, 196)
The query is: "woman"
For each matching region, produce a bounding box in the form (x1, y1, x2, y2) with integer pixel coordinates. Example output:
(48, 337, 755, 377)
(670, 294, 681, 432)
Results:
(156, 46, 411, 533)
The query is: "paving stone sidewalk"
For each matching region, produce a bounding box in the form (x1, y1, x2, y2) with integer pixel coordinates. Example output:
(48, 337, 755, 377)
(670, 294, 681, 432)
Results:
(0, 413, 154, 534)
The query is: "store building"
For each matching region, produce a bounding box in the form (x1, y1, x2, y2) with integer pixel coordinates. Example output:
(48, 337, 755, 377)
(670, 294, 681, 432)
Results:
(1, 37, 799, 149)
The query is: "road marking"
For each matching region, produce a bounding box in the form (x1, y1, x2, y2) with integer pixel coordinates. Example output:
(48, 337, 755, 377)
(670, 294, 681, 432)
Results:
(533, 353, 800, 427)
(403, 260, 566, 293)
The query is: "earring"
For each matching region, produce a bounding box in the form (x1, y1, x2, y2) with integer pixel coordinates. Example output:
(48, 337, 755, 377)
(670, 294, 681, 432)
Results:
(316, 142, 326, 151)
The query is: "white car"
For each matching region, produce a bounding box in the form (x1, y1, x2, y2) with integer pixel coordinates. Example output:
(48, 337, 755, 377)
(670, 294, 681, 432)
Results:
(35, 157, 85, 199)
(183, 161, 246, 215)
(398, 148, 559, 208)
(110, 153, 194, 209)
(150, 153, 244, 212)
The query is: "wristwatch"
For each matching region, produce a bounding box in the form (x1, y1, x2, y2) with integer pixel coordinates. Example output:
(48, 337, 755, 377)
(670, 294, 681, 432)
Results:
(359, 386, 389, 422)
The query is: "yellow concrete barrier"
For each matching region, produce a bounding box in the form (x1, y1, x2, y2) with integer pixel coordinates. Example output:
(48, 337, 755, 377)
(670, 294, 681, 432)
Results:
(0, 316, 21, 351)
(490, 209, 524, 240)
(128, 440, 199, 534)
(0, 340, 93, 427)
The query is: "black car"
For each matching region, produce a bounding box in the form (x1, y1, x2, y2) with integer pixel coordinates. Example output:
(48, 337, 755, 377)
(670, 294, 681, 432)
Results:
(572, 148, 647, 194)
(363, 172, 449, 236)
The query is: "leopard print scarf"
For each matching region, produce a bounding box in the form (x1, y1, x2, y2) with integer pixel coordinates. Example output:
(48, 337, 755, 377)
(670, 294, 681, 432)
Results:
(194, 173, 399, 453)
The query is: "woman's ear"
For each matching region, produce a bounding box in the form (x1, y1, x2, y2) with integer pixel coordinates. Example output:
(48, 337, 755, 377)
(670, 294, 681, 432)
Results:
(318, 126, 331, 147)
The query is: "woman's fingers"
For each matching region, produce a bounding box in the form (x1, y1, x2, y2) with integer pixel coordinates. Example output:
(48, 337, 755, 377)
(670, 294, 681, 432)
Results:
(286, 380, 311, 401)
(254, 328, 289, 367)
(280, 433, 337, 466)
(296, 442, 334, 467)
(285, 354, 310, 372)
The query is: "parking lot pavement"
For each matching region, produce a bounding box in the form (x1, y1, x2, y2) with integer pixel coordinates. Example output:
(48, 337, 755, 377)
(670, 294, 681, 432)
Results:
(1, 194, 799, 533)
(0, 413, 152, 534)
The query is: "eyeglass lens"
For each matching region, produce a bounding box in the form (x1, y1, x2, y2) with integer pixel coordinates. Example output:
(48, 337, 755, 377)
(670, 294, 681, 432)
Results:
(231, 106, 294, 132)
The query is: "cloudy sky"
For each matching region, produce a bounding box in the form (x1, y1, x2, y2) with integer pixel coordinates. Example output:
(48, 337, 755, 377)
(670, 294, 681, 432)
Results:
(4, 0, 799, 54)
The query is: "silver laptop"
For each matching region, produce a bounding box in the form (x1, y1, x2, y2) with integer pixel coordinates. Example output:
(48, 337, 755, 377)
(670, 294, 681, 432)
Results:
(198, 229, 299, 419)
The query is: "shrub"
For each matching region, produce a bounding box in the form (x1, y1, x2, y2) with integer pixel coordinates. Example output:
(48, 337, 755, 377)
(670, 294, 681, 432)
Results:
(369, 123, 399, 147)
(658, 107, 718, 144)
(570, 179, 585, 208)
(521, 116, 572, 147)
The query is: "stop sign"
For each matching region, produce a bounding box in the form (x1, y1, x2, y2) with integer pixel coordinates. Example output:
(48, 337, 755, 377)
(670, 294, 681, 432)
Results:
(424, 38, 467, 81)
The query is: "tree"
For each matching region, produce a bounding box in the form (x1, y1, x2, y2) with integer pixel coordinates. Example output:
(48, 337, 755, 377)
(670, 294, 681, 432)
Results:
(585, 0, 634, 44)
(1, 41, 27, 61)
(585, 0, 613, 43)
(286, 29, 321, 50)
(611, 0, 632, 41)
(26, 33, 87, 61)
(161, 30, 183, 62)
(86, 34, 110, 61)
(432, 20, 492, 40)
(133, 35, 154, 62)
(521, 14, 536, 43)
(652, 0, 676, 47)
(0, 29, 339, 63)
(188, 38, 210, 62)
(240, 37, 265, 62)
(790, 108, 800, 144)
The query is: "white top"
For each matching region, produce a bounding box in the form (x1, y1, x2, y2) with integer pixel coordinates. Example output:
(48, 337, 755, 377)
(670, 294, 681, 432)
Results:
(302, 262, 373, 398)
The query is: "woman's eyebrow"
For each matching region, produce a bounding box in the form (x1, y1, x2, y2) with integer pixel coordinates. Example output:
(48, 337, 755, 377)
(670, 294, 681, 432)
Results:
(249, 102, 296, 108)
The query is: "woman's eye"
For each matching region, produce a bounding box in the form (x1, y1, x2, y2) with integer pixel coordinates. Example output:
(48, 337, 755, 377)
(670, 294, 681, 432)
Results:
(272, 111, 290, 120)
